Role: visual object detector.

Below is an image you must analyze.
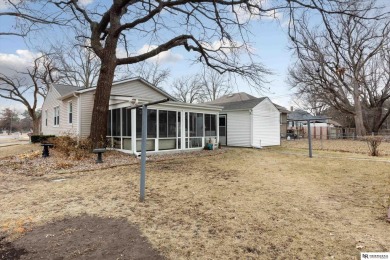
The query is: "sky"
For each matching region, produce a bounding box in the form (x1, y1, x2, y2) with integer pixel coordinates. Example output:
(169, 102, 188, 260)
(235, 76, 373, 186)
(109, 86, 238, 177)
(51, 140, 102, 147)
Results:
(0, 1, 295, 114)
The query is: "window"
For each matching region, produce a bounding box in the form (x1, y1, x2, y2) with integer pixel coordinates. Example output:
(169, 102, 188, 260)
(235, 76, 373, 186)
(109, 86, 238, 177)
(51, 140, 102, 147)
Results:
(205, 114, 216, 136)
(54, 106, 60, 126)
(45, 110, 48, 126)
(136, 108, 157, 138)
(68, 102, 73, 124)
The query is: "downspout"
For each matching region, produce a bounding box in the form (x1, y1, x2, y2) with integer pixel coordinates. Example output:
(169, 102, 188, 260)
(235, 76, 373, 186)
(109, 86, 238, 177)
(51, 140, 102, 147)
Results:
(73, 92, 81, 143)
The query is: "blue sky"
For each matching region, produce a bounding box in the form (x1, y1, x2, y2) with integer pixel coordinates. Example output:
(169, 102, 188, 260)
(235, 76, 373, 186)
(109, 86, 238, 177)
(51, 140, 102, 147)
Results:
(0, 3, 295, 113)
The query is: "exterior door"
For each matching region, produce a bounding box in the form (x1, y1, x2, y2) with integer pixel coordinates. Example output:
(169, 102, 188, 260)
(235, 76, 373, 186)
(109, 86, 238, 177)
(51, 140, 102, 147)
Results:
(219, 115, 227, 146)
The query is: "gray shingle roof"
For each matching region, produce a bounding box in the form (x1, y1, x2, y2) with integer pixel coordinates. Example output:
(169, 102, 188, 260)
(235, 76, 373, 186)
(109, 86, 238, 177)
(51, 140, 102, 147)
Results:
(273, 103, 290, 114)
(287, 109, 327, 121)
(216, 97, 267, 111)
(53, 84, 80, 97)
(205, 92, 258, 104)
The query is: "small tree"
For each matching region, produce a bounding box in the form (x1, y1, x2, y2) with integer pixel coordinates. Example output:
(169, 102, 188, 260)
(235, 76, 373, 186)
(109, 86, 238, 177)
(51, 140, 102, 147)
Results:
(363, 136, 383, 156)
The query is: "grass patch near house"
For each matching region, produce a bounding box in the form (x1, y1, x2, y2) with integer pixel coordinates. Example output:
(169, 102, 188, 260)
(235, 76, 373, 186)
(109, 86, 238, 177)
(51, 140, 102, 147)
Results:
(0, 145, 389, 259)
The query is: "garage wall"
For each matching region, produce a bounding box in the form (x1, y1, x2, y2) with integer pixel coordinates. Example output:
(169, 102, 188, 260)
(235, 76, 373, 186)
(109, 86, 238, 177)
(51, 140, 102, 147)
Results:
(252, 98, 280, 146)
(226, 111, 251, 147)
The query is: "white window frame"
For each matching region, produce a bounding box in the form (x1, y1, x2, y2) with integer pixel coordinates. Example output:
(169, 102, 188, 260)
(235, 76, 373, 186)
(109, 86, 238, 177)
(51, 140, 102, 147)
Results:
(68, 102, 73, 124)
(54, 106, 60, 126)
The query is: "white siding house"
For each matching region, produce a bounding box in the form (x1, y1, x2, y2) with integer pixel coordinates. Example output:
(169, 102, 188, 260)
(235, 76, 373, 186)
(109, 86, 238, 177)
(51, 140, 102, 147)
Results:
(41, 77, 222, 154)
(206, 93, 281, 147)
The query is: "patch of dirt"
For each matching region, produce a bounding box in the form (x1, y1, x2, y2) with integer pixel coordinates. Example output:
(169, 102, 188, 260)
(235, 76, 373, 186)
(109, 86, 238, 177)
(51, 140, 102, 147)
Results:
(1, 215, 163, 260)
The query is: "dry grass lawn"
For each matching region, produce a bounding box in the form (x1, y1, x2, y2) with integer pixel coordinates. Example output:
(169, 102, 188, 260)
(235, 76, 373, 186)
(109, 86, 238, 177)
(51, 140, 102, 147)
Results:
(282, 138, 390, 156)
(1, 144, 390, 259)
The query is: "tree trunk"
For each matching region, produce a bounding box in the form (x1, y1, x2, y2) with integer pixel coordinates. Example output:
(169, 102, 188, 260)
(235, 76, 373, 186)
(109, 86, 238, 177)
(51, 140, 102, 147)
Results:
(32, 116, 40, 134)
(352, 81, 366, 136)
(90, 57, 117, 148)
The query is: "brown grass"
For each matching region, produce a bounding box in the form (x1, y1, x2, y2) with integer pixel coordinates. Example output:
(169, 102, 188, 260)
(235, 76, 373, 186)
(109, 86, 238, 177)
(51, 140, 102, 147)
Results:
(1, 145, 390, 259)
(282, 139, 390, 156)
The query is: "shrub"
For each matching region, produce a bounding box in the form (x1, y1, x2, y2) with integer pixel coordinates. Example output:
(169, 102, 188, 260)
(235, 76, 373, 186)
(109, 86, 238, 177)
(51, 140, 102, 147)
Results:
(30, 135, 56, 143)
(47, 135, 92, 160)
(363, 136, 383, 156)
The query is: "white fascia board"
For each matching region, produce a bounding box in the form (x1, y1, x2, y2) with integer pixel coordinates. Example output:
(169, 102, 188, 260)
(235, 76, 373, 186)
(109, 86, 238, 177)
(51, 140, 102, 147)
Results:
(109, 99, 222, 112)
(222, 109, 251, 112)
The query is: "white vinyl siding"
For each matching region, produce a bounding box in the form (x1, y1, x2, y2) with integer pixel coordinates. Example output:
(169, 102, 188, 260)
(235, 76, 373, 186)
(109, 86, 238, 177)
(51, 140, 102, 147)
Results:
(79, 91, 94, 138)
(41, 87, 78, 136)
(226, 111, 251, 147)
(251, 98, 280, 147)
(111, 80, 166, 100)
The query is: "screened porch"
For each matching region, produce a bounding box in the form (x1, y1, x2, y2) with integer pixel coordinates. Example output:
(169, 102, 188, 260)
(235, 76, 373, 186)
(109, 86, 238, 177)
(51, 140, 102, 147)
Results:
(106, 106, 219, 153)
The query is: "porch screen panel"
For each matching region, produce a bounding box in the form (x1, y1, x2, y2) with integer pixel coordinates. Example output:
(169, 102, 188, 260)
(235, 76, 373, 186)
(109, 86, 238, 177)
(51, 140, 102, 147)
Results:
(112, 108, 120, 136)
(205, 114, 216, 136)
(121, 108, 131, 136)
(159, 110, 168, 137)
(168, 111, 176, 137)
(136, 108, 157, 138)
(189, 113, 196, 137)
(196, 113, 204, 137)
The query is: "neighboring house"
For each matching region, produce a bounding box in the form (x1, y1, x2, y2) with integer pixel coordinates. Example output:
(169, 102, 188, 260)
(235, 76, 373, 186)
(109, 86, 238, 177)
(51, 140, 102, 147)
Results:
(287, 109, 344, 139)
(41, 77, 222, 154)
(273, 104, 290, 138)
(205, 92, 281, 147)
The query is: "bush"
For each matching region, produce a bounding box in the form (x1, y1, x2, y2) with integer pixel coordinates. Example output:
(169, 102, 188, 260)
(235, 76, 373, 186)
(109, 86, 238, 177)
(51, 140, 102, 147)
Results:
(47, 135, 92, 160)
(30, 135, 56, 143)
(363, 136, 383, 156)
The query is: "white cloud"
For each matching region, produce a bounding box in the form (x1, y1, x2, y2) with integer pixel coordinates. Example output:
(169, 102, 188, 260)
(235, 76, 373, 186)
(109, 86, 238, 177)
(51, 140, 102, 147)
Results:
(78, 0, 94, 6)
(201, 39, 256, 55)
(138, 45, 183, 63)
(0, 0, 21, 10)
(117, 45, 183, 64)
(0, 49, 41, 77)
(233, 0, 282, 23)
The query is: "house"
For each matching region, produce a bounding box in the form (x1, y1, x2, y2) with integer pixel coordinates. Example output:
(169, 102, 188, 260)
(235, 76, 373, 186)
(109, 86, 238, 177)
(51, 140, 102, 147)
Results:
(287, 109, 344, 139)
(41, 77, 222, 154)
(205, 92, 282, 147)
(273, 104, 290, 138)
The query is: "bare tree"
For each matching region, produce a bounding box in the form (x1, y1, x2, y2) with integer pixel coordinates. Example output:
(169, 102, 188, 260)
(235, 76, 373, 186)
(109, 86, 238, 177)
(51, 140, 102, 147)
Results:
(0, 0, 66, 37)
(199, 69, 232, 102)
(0, 55, 58, 134)
(171, 75, 203, 103)
(289, 1, 390, 135)
(51, 44, 100, 89)
(121, 61, 170, 89)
